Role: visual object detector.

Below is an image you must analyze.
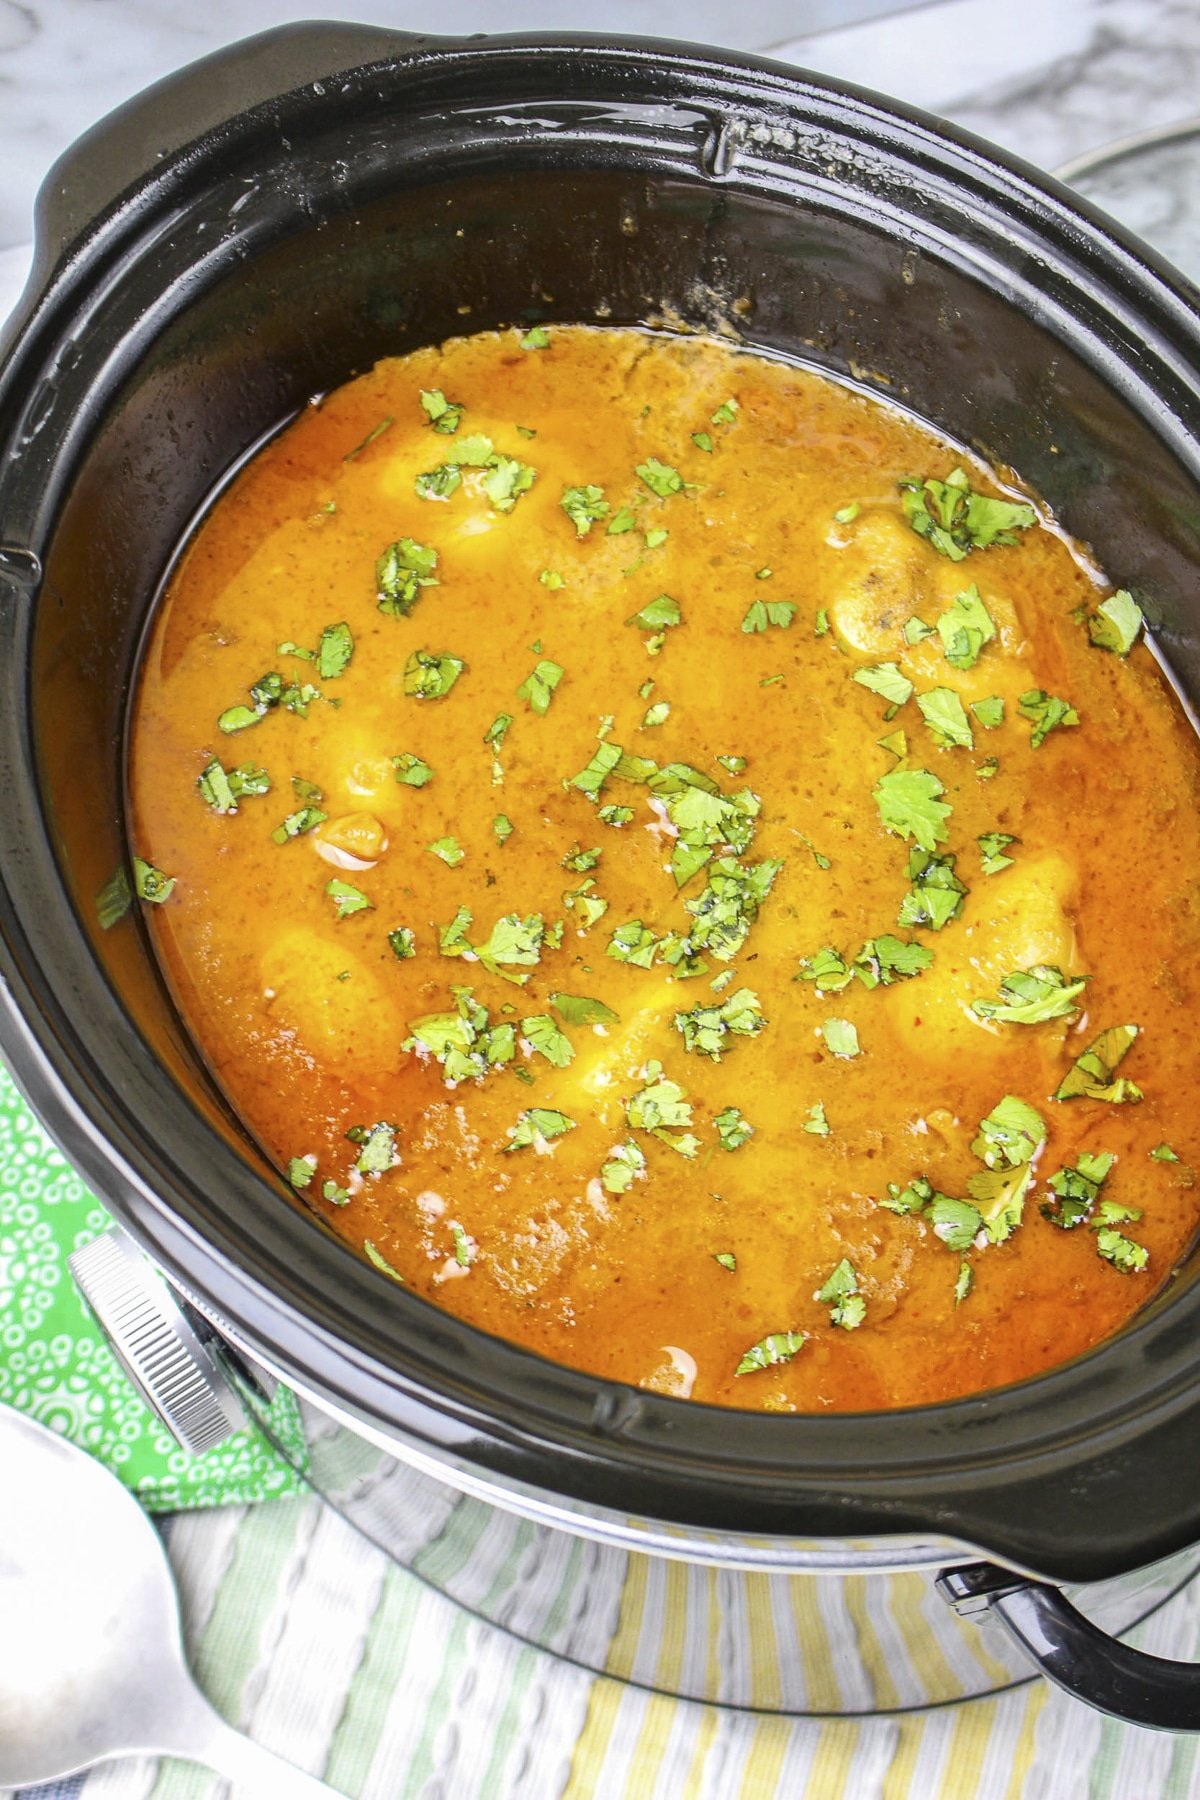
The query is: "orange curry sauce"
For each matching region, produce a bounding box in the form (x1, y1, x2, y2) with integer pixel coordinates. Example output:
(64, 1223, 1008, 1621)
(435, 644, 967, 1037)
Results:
(130, 326, 1200, 1411)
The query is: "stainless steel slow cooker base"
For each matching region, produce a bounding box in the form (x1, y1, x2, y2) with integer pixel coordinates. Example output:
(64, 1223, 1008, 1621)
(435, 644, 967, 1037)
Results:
(247, 1387, 1200, 1718)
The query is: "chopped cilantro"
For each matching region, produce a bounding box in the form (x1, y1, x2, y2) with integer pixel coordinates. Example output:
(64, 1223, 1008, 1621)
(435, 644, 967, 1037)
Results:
(133, 858, 175, 905)
(822, 1018, 860, 1059)
(978, 831, 1016, 874)
(971, 695, 1005, 730)
(606, 919, 658, 968)
(929, 1195, 983, 1251)
(797, 946, 853, 992)
(562, 844, 601, 873)
(520, 325, 550, 349)
(1056, 1024, 1142, 1104)
(971, 1095, 1045, 1169)
(96, 866, 132, 930)
(815, 609, 830, 637)
(427, 837, 464, 868)
(492, 814, 514, 845)
(878, 730, 907, 760)
(484, 455, 537, 512)
(561, 484, 609, 536)
(405, 986, 516, 1083)
(714, 1251, 737, 1271)
(287, 1154, 316, 1190)
(562, 877, 608, 931)
(484, 713, 513, 751)
(388, 927, 416, 959)
(599, 803, 634, 827)
(692, 431, 713, 453)
(741, 599, 797, 633)
(415, 463, 461, 502)
(627, 593, 682, 631)
(569, 739, 622, 801)
(347, 1121, 399, 1175)
(1018, 688, 1079, 748)
(637, 457, 684, 498)
(450, 1222, 473, 1268)
(804, 1101, 831, 1137)
(936, 584, 996, 669)
(474, 912, 545, 981)
(711, 398, 739, 425)
(976, 757, 1000, 780)
(735, 1330, 806, 1375)
(854, 935, 934, 987)
(271, 806, 326, 844)
(327, 878, 372, 919)
(899, 467, 1036, 560)
(833, 502, 860, 523)
(343, 417, 393, 462)
(1150, 1143, 1179, 1162)
(972, 965, 1087, 1024)
(814, 1260, 865, 1330)
(363, 1241, 404, 1283)
(419, 388, 463, 433)
(874, 768, 952, 853)
(1088, 588, 1143, 655)
(716, 753, 747, 774)
(965, 1162, 1034, 1244)
(393, 752, 434, 787)
(675, 988, 766, 1060)
(217, 704, 262, 734)
(685, 856, 781, 960)
(642, 701, 670, 727)
(627, 1061, 698, 1157)
(550, 992, 619, 1027)
(199, 758, 271, 813)
(590, 1136, 642, 1196)
(903, 616, 933, 645)
(853, 662, 913, 708)
(317, 621, 354, 680)
(955, 1260, 973, 1304)
(505, 1106, 577, 1154)
(1095, 1223, 1149, 1272)
(1041, 1150, 1115, 1230)
(377, 537, 438, 617)
(517, 658, 564, 715)
(520, 1014, 575, 1068)
(917, 686, 974, 750)
(539, 569, 565, 590)
(404, 649, 466, 700)
(322, 1180, 350, 1207)
(607, 507, 638, 536)
(714, 1105, 754, 1150)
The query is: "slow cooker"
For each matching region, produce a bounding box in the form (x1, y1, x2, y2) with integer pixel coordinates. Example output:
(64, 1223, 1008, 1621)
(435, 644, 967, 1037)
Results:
(1, 22, 1198, 1729)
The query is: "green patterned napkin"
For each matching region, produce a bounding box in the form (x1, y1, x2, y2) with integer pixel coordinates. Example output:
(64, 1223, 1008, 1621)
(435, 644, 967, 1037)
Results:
(0, 1060, 306, 1511)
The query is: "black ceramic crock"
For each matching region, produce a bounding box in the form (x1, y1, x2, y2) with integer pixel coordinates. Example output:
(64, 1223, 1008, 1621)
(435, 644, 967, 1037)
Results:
(1, 23, 1198, 1728)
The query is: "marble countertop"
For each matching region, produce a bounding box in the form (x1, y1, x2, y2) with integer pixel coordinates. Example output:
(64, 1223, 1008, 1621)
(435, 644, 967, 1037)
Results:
(2, 0, 1200, 267)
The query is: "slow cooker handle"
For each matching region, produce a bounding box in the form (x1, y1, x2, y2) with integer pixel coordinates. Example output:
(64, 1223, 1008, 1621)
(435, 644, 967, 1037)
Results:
(938, 1563, 1200, 1731)
(32, 22, 437, 273)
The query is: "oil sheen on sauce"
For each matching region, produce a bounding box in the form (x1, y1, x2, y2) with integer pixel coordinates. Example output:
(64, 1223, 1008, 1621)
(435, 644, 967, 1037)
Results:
(129, 325, 1200, 1413)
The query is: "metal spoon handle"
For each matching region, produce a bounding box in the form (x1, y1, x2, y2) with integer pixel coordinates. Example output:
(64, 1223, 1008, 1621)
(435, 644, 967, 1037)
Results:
(155, 1678, 346, 1797)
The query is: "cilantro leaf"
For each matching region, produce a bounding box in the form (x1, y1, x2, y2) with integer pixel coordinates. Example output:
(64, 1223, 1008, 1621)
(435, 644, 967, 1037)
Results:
(474, 912, 545, 981)
(1056, 1024, 1142, 1104)
(796, 946, 853, 992)
(900, 467, 1035, 560)
(133, 858, 175, 905)
(936, 584, 996, 670)
(971, 1095, 1045, 1168)
(415, 463, 461, 502)
(287, 1154, 316, 1190)
(271, 806, 326, 844)
(343, 417, 393, 462)
(852, 662, 913, 707)
(599, 804, 633, 826)
(853, 935, 934, 986)
(685, 856, 781, 961)
(965, 1162, 1033, 1244)
(1088, 588, 1143, 655)
(741, 599, 798, 633)
(327, 878, 372, 919)
(714, 1105, 754, 1150)
(561, 484, 609, 536)
(404, 649, 466, 700)
(735, 1330, 806, 1375)
(520, 325, 550, 350)
(562, 877, 608, 931)
(96, 866, 132, 929)
(363, 1241, 404, 1283)
(822, 1018, 860, 1059)
(978, 831, 1016, 874)
(712, 398, 739, 425)
(551, 992, 619, 1027)
(637, 457, 684, 498)
(393, 752, 434, 787)
(517, 658, 564, 715)
(917, 686, 974, 750)
(492, 814, 514, 845)
(971, 695, 1005, 730)
(627, 1061, 697, 1156)
(714, 1251, 737, 1271)
(804, 1101, 831, 1137)
(347, 1121, 399, 1175)
(972, 964, 1087, 1024)
(405, 987, 516, 1083)
(674, 987, 766, 1060)
(484, 713, 513, 751)
(1041, 1150, 1115, 1229)
(317, 621, 354, 680)
(1018, 688, 1079, 748)
(569, 739, 622, 801)
(1150, 1142, 1179, 1162)
(520, 1014, 575, 1068)
(600, 1139, 647, 1193)
(427, 837, 464, 868)
(377, 538, 439, 617)
(929, 1195, 983, 1251)
(897, 848, 968, 931)
(419, 388, 463, 433)
(217, 704, 263, 734)
(873, 768, 951, 852)
(814, 1259, 865, 1329)
(504, 1108, 575, 1154)
(1095, 1226, 1149, 1273)
(388, 926, 416, 960)
(628, 594, 682, 631)
(642, 701, 670, 728)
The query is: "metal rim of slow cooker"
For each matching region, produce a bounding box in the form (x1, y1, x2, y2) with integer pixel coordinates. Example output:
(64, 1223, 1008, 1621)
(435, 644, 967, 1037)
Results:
(0, 27, 1198, 1587)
